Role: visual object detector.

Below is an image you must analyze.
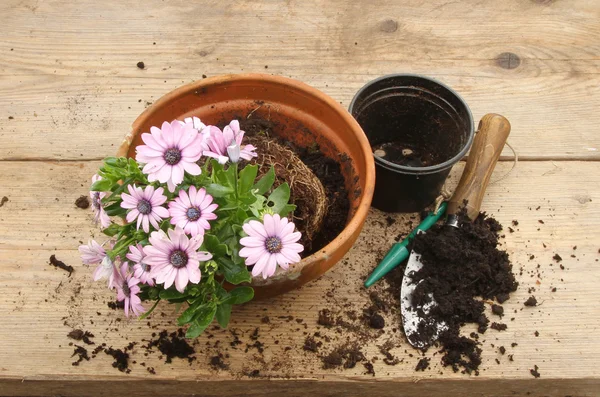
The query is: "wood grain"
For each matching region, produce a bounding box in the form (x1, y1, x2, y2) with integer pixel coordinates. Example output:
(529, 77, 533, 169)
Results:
(0, 161, 599, 396)
(0, 0, 599, 160)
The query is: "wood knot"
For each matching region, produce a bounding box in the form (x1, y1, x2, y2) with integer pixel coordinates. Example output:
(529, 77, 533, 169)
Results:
(379, 19, 399, 33)
(496, 52, 521, 70)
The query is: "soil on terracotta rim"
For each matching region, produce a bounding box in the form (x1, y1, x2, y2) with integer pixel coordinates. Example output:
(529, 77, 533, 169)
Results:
(239, 118, 351, 256)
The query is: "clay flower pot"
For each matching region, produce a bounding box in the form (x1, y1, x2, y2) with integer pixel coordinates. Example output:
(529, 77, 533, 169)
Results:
(117, 74, 375, 298)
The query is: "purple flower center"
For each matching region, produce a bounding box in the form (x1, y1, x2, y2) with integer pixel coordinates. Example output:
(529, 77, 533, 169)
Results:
(186, 207, 201, 222)
(136, 199, 152, 215)
(123, 282, 131, 297)
(164, 148, 182, 165)
(170, 250, 188, 268)
(265, 236, 283, 254)
(140, 262, 150, 272)
(92, 192, 101, 209)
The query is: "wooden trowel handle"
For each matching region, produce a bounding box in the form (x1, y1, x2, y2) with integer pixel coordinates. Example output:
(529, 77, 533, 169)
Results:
(447, 113, 511, 220)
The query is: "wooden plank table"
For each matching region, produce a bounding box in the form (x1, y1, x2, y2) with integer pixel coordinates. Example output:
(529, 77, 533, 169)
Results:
(1, 1, 599, 396)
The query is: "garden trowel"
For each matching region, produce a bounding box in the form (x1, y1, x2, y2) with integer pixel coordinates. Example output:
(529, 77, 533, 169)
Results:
(401, 113, 511, 349)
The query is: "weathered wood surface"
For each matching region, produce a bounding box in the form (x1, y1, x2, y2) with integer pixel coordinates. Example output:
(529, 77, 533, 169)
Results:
(0, 162, 599, 396)
(0, 0, 599, 161)
(0, 0, 599, 396)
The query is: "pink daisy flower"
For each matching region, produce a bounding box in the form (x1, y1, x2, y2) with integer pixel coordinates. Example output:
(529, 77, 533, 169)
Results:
(79, 240, 118, 288)
(144, 226, 212, 293)
(126, 244, 154, 286)
(182, 116, 206, 132)
(203, 120, 257, 164)
(114, 262, 146, 318)
(168, 186, 218, 237)
(120, 184, 170, 233)
(90, 174, 111, 229)
(239, 214, 304, 279)
(136, 121, 205, 192)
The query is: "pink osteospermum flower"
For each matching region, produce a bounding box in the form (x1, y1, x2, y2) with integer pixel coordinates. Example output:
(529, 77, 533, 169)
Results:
(120, 184, 170, 233)
(136, 121, 206, 192)
(168, 186, 218, 237)
(203, 120, 257, 164)
(239, 214, 304, 279)
(79, 240, 118, 289)
(126, 244, 154, 286)
(90, 174, 111, 229)
(144, 226, 212, 293)
(114, 262, 145, 318)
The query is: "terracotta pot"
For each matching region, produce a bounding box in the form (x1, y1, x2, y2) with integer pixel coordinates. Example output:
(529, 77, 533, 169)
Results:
(117, 74, 375, 298)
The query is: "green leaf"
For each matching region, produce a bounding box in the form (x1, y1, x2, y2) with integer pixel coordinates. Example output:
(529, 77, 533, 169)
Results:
(104, 201, 127, 217)
(205, 184, 234, 198)
(159, 288, 187, 301)
(103, 157, 120, 167)
(139, 299, 160, 320)
(238, 165, 258, 194)
(90, 178, 113, 192)
(228, 286, 254, 304)
(218, 257, 252, 285)
(267, 183, 291, 214)
(203, 234, 228, 257)
(253, 167, 275, 195)
(102, 223, 121, 237)
(185, 304, 217, 338)
(215, 303, 232, 328)
(278, 203, 297, 217)
(177, 301, 207, 325)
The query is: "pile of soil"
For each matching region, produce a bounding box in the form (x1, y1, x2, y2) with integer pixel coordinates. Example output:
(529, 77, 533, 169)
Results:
(240, 118, 350, 255)
(407, 211, 518, 374)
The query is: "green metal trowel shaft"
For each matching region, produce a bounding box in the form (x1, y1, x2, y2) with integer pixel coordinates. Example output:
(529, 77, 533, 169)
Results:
(364, 202, 447, 288)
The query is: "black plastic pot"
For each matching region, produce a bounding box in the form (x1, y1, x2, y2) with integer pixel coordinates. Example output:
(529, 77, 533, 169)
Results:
(349, 74, 474, 213)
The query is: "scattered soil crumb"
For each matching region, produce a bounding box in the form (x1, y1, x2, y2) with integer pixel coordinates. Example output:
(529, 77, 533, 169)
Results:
(368, 313, 385, 329)
(524, 296, 538, 307)
(49, 255, 74, 276)
(317, 309, 335, 327)
(145, 329, 195, 363)
(499, 346, 506, 355)
(71, 345, 90, 366)
(415, 357, 430, 371)
(491, 304, 504, 316)
(108, 300, 125, 310)
(137, 61, 145, 69)
(0, 196, 8, 207)
(322, 343, 365, 369)
(530, 365, 541, 378)
(491, 322, 508, 331)
(209, 353, 229, 370)
(553, 254, 562, 262)
(105, 347, 130, 373)
(303, 335, 322, 352)
(75, 195, 90, 209)
(68, 329, 95, 345)
(363, 362, 375, 376)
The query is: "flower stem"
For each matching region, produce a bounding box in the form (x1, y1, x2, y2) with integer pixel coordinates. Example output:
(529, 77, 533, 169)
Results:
(233, 163, 239, 202)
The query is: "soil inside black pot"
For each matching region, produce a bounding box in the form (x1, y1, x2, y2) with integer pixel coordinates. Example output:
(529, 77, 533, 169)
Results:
(239, 118, 351, 256)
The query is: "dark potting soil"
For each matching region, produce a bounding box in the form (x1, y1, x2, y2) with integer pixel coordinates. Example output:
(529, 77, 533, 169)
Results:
(68, 329, 95, 345)
(240, 118, 350, 256)
(145, 329, 195, 364)
(75, 195, 90, 209)
(408, 211, 518, 374)
(209, 353, 230, 370)
(0, 196, 8, 207)
(107, 300, 125, 310)
(71, 345, 90, 366)
(524, 296, 538, 307)
(322, 342, 365, 370)
(105, 347, 130, 373)
(415, 357, 430, 371)
(49, 255, 74, 276)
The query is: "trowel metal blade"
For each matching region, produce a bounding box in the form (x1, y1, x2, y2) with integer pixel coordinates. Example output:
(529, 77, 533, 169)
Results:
(400, 248, 448, 349)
